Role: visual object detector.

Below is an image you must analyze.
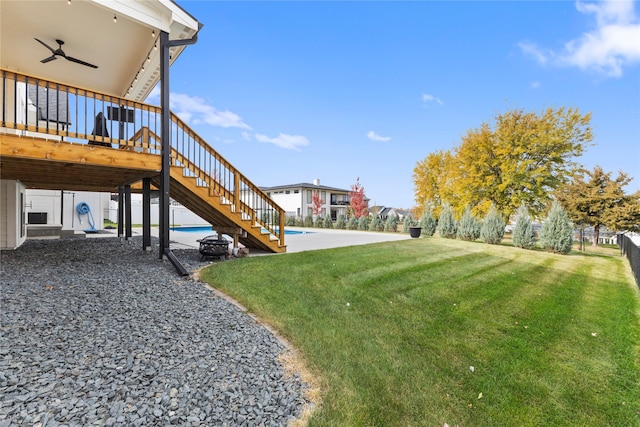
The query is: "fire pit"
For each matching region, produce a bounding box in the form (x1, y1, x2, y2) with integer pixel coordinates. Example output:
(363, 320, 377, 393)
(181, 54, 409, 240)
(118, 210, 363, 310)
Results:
(196, 235, 230, 261)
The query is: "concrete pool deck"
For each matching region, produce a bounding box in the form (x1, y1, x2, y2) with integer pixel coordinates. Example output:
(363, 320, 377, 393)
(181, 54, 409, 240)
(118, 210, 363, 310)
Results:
(96, 226, 413, 254)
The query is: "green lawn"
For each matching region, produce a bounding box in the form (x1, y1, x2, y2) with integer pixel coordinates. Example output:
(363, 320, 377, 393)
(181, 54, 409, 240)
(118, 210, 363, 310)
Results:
(200, 238, 640, 426)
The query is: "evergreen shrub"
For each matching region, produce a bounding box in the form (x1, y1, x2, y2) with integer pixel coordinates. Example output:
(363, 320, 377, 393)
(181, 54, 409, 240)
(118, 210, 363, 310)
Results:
(323, 215, 333, 229)
(347, 217, 359, 230)
(539, 202, 573, 254)
(370, 216, 384, 232)
(457, 207, 481, 241)
(481, 205, 505, 244)
(420, 210, 436, 237)
(512, 204, 536, 249)
(358, 216, 370, 231)
(303, 215, 314, 228)
(403, 215, 414, 233)
(384, 214, 398, 232)
(285, 216, 297, 226)
(437, 205, 457, 239)
(336, 215, 347, 230)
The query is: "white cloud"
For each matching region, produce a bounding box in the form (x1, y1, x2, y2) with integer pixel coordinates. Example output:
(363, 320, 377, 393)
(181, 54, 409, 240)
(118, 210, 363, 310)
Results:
(241, 131, 252, 141)
(255, 133, 310, 151)
(518, 41, 551, 64)
(170, 93, 252, 129)
(422, 93, 444, 105)
(531, 81, 541, 89)
(145, 88, 251, 129)
(520, 0, 640, 77)
(367, 131, 391, 142)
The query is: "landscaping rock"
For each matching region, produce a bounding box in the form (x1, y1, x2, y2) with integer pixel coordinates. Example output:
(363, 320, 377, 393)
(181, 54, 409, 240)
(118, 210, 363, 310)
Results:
(0, 237, 309, 425)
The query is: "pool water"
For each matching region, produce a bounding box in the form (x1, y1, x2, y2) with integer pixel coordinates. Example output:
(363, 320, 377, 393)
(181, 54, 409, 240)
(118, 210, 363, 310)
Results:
(170, 226, 308, 235)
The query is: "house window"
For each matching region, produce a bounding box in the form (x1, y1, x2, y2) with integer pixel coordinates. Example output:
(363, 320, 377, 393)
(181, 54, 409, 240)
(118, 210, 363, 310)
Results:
(307, 190, 312, 203)
(294, 190, 299, 194)
(285, 191, 290, 194)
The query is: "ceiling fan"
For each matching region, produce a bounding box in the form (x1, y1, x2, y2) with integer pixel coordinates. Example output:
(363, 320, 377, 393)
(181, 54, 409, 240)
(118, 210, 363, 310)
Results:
(35, 38, 98, 69)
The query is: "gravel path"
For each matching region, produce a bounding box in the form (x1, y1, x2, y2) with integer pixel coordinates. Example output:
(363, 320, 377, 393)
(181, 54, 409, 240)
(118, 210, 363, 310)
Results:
(0, 237, 310, 426)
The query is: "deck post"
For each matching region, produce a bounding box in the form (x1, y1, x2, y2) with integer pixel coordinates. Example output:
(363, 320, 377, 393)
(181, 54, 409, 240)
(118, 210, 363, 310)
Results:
(279, 210, 285, 247)
(142, 178, 151, 251)
(117, 187, 124, 238)
(124, 184, 132, 240)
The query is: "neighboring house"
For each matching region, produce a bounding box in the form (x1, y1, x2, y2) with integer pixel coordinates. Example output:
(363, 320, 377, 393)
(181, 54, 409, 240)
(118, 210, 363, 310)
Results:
(0, 1, 286, 272)
(262, 179, 353, 221)
(370, 206, 403, 221)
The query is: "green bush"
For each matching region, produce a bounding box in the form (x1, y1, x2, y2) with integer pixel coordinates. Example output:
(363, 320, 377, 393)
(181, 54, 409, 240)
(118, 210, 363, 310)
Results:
(457, 207, 481, 241)
(370, 216, 384, 232)
(336, 215, 347, 230)
(420, 210, 436, 237)
(384, 214, 399, 232)
(539, 202, 573, 254)
(347, 217, 359, 230)
(285, 216, 297, 226)
(481, 205, 505, 244)
(403, 215, 415, 233)
(323, 215, 334, 229)
(512, 204, 536, 249)
(358, 216, 370, 231)
(314, 216, 324, 228)
(437, 205, 457, 239)
(304, 215, 314, 228)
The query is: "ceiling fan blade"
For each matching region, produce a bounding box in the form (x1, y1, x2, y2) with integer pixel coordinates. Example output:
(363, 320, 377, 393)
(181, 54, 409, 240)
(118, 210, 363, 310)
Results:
(41, 55, 57, 64)
(65, 56, 98, 69)
(34, 38, 56, 54)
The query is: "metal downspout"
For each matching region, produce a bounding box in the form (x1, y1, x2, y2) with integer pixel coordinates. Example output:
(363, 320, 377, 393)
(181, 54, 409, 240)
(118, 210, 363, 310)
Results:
(159, 25, 203, 276)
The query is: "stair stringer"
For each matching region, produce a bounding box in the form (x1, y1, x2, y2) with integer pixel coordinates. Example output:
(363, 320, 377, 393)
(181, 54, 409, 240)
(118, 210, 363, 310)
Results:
(153, 167, 286, 253)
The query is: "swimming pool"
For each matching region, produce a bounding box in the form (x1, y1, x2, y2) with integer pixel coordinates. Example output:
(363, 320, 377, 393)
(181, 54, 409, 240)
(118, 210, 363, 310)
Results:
(169, 226, 309, 235)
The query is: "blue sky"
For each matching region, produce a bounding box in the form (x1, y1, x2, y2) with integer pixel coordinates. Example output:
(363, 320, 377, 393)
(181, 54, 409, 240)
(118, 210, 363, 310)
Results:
(160, 0, 640, 208)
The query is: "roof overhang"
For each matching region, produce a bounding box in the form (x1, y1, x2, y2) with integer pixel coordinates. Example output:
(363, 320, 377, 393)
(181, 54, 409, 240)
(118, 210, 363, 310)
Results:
(0, 0, 200, 102)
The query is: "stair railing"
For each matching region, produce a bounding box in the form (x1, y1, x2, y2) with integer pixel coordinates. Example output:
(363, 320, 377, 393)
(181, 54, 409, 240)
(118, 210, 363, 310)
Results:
(169, 112, 285, 246)
(1, 68, 285, 247)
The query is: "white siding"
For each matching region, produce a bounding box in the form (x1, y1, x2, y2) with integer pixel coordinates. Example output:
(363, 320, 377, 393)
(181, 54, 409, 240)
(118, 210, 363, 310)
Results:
(0, 180, 27, 249)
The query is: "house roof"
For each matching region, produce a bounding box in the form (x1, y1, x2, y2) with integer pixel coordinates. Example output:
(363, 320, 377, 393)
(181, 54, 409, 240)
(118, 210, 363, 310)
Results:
(261, 182, 351, 193)
(0, 0, 200, 101)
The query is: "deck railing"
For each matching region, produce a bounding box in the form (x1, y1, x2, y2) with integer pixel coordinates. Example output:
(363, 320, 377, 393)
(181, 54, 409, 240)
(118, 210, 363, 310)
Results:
(1, 69, 285, 247)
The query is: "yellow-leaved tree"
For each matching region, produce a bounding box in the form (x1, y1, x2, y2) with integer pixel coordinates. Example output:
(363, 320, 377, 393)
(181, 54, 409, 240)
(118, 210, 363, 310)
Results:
(413, 107, 593, 220)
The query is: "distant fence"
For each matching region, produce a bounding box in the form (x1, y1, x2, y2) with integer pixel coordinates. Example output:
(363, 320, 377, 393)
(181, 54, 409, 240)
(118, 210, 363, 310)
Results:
(619, 233, 640, 288)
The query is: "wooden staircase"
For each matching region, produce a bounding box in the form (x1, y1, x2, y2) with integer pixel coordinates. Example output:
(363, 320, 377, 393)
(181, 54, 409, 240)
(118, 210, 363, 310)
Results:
(160, 165, 285, 253)
(0, 69, 287, 254)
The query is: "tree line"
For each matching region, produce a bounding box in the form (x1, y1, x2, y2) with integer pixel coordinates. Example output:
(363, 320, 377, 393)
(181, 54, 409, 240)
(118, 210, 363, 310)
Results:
(412, 106, 639, 245)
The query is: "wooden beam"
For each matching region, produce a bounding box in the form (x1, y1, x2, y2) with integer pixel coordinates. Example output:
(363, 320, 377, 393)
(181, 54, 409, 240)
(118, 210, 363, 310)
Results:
(1, 134, 160, 171)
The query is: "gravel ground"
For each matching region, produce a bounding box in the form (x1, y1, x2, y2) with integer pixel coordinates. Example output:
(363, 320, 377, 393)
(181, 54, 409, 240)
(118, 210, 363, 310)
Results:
(0, 237, 310, 426)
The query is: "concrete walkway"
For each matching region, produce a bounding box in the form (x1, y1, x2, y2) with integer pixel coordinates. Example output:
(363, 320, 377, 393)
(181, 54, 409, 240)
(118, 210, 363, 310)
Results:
(95, 226, 413, 254)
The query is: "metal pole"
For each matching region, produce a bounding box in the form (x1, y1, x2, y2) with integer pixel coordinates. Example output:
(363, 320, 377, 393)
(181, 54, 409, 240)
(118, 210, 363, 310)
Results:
(125, 184, 132, 240)
(143, 178, 151, 251)
(117, 187, 124, 238)
(159, 30, 170, 259)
